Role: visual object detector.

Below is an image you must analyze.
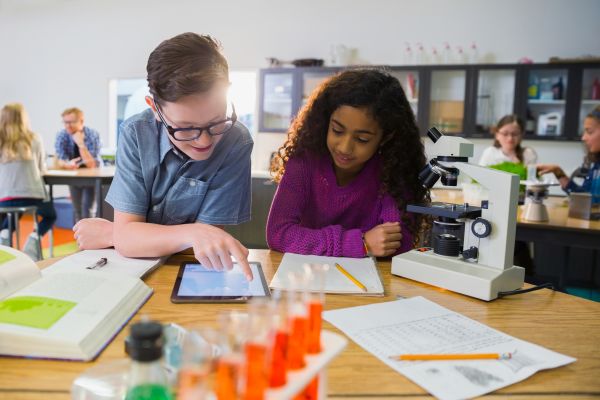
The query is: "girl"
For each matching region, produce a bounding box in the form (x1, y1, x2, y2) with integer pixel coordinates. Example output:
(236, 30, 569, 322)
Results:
(537, 106, 600, 193)
(0, 103, 56, 260)
(479, 114, 538, 167)
(267, 69, 428, 258)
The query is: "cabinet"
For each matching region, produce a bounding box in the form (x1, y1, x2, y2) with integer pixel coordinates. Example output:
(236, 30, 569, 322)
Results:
(259, 62, 600, 141)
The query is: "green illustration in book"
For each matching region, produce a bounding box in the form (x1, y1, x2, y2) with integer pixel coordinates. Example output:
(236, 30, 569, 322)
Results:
(0, 250, 16, 265)
(0, 296, 76, 329)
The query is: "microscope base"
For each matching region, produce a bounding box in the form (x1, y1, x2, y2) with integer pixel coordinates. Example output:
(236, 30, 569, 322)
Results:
(391, 249, 525, 301)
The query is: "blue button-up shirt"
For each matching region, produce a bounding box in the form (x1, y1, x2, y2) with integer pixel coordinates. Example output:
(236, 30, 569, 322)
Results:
(565, 161, 599, 194)
(54, 126, 102, 166)
(106, 109, 253, 225)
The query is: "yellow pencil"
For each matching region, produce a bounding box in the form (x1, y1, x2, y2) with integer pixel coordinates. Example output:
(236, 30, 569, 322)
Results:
(335, 263, 367, 292)
(389, 352, 512, 361)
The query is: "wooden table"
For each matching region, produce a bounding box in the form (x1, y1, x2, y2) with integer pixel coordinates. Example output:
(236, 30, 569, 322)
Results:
(44, 167, 116, 219)
(1, 250, 599, 399)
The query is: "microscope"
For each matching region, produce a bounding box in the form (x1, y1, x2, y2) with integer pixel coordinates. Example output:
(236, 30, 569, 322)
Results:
(391, 128, 525, 301)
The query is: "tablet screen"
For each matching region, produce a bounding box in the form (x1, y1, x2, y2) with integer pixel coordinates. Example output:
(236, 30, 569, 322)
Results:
(171, 262, 270, 302)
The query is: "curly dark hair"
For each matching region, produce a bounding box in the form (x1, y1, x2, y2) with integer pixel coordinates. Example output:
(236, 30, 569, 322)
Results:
(270, 68, 429, 246)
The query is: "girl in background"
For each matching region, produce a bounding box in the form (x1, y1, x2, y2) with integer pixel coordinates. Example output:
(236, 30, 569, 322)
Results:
(0, 103, 56, 260)
(267, 69, 428, 257)
(479, 114, 538, 167)
(538, 105, 600, 192)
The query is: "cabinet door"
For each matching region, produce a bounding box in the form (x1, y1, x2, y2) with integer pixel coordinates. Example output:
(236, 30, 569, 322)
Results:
(302, 71, 335, 108)
(428, 69, 467, 134)
(390, 69, 420, 118)
(260, 71, 295, 132)
(579, 68, 600, 135)
(525, 67, 568, 138)
(473, 69, 516, 136)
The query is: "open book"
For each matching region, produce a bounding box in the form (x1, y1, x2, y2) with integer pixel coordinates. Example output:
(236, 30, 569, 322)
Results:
(270, 253, 384, 296)
(0, 246, 153, 361)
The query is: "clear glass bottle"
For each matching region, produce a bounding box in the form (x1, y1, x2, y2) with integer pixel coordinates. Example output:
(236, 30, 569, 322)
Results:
(125, 321, 173, 400)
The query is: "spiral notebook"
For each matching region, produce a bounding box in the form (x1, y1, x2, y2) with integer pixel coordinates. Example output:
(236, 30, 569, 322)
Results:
(270, 253, 384, 296)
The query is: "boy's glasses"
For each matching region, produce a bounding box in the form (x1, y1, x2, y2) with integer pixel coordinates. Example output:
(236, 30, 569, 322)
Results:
(154, 100, 237, 141)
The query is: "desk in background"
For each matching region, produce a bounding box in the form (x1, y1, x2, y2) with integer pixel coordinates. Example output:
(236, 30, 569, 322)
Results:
(0, 250, 599, 399)
(44, 167, 115, 219)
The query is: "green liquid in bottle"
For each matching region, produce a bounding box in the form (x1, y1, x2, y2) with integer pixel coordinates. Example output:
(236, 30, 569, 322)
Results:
(125, 383, 173, 400)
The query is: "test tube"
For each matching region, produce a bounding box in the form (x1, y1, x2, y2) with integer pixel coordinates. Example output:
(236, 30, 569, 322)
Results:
(177, 328, 217, 400)
(268, 289, 288, 388)
(286, 270, 310, 370)
(243, 299, 271, 400)
(215, 311, 247, 400)
(305, 263, 328, 354)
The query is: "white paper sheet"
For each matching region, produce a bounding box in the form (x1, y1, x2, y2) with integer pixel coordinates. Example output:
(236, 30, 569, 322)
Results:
(323, 296, 575, 400)
(42, 249, 165, 279)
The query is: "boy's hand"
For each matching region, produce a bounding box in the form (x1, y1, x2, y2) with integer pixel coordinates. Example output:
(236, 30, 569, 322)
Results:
(73, 130, 85, 147)
(73, 218, 114, 249)
(191, 224, 253, 280)
(364, 222, 402, 257)
(63, 157, 81, 169)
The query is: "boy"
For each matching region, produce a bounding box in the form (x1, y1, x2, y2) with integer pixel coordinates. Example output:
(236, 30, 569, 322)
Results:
(74, 33, 253, 279)
(55, 107, 102, 222)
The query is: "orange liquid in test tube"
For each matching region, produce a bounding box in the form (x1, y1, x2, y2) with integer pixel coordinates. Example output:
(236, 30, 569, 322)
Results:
(244, 342, 268, 400)
(178, 367, 208, 400)
(286, 316, 307, 370)
(269, 330, 288, 387)
(306, 301, 323, 354)
(215, 359, 239, 400)
(303, 377, 319, 400)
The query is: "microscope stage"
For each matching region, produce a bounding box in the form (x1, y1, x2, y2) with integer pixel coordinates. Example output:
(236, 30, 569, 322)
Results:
(407, 202, 482, 219)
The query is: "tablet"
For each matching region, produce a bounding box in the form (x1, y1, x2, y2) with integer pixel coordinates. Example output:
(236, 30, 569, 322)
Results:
(170, 261, 270, 303)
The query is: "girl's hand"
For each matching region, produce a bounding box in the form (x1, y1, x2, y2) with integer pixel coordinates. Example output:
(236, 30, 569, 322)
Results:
(73, 218, 114, 249)
(364, 222, 403, 257)
(189, 223, 253, 280)
(537, 163, 564, 177)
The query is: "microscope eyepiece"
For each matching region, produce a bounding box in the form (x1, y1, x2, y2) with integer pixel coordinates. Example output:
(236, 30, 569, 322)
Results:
(427, 127, 443, 143)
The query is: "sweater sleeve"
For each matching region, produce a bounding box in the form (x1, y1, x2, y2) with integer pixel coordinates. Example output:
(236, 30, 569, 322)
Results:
(379, 193, 413, 255)
(266, 157, 365, 258)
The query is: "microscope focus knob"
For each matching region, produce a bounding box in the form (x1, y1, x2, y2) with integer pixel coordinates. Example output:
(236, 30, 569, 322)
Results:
(471, 218, 492, 238)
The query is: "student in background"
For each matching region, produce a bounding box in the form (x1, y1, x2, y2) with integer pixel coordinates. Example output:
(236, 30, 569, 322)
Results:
(479, 114, 538, 167)
(73, 33, 253, 279)
(267, 69, 428, 258)
(0, 103, 56, 260)
(54, 107, 102, 222)
(538, 106, 600, 192)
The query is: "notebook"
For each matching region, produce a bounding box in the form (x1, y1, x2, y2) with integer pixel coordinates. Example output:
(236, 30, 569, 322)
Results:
(270, 253, 384, 296)
(0, 245, 153, 361)
(42, 249, 166, 279)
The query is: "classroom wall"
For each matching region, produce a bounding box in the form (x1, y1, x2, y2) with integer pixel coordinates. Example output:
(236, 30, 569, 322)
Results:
(1, 0, 599, 186)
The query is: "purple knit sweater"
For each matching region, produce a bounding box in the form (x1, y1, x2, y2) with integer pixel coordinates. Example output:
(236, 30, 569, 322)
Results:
(266, 153, 413, 257)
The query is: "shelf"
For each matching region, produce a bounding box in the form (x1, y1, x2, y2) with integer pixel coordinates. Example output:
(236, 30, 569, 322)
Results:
(582, 100, 600, 105)
(528, 99, 566, 105)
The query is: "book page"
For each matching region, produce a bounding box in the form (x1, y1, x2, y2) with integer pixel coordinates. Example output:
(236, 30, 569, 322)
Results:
(323, 296, 575, 400)
(271, 253, 383, 295)
(0, 246, 41, 300)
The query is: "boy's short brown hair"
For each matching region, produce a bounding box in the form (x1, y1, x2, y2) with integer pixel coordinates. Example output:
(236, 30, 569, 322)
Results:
(61, 107, 84, 119)
(147, 33, 229, 104)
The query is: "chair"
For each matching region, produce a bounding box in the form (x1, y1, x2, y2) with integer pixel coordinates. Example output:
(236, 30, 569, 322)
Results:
(0, 205, 43, 260)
